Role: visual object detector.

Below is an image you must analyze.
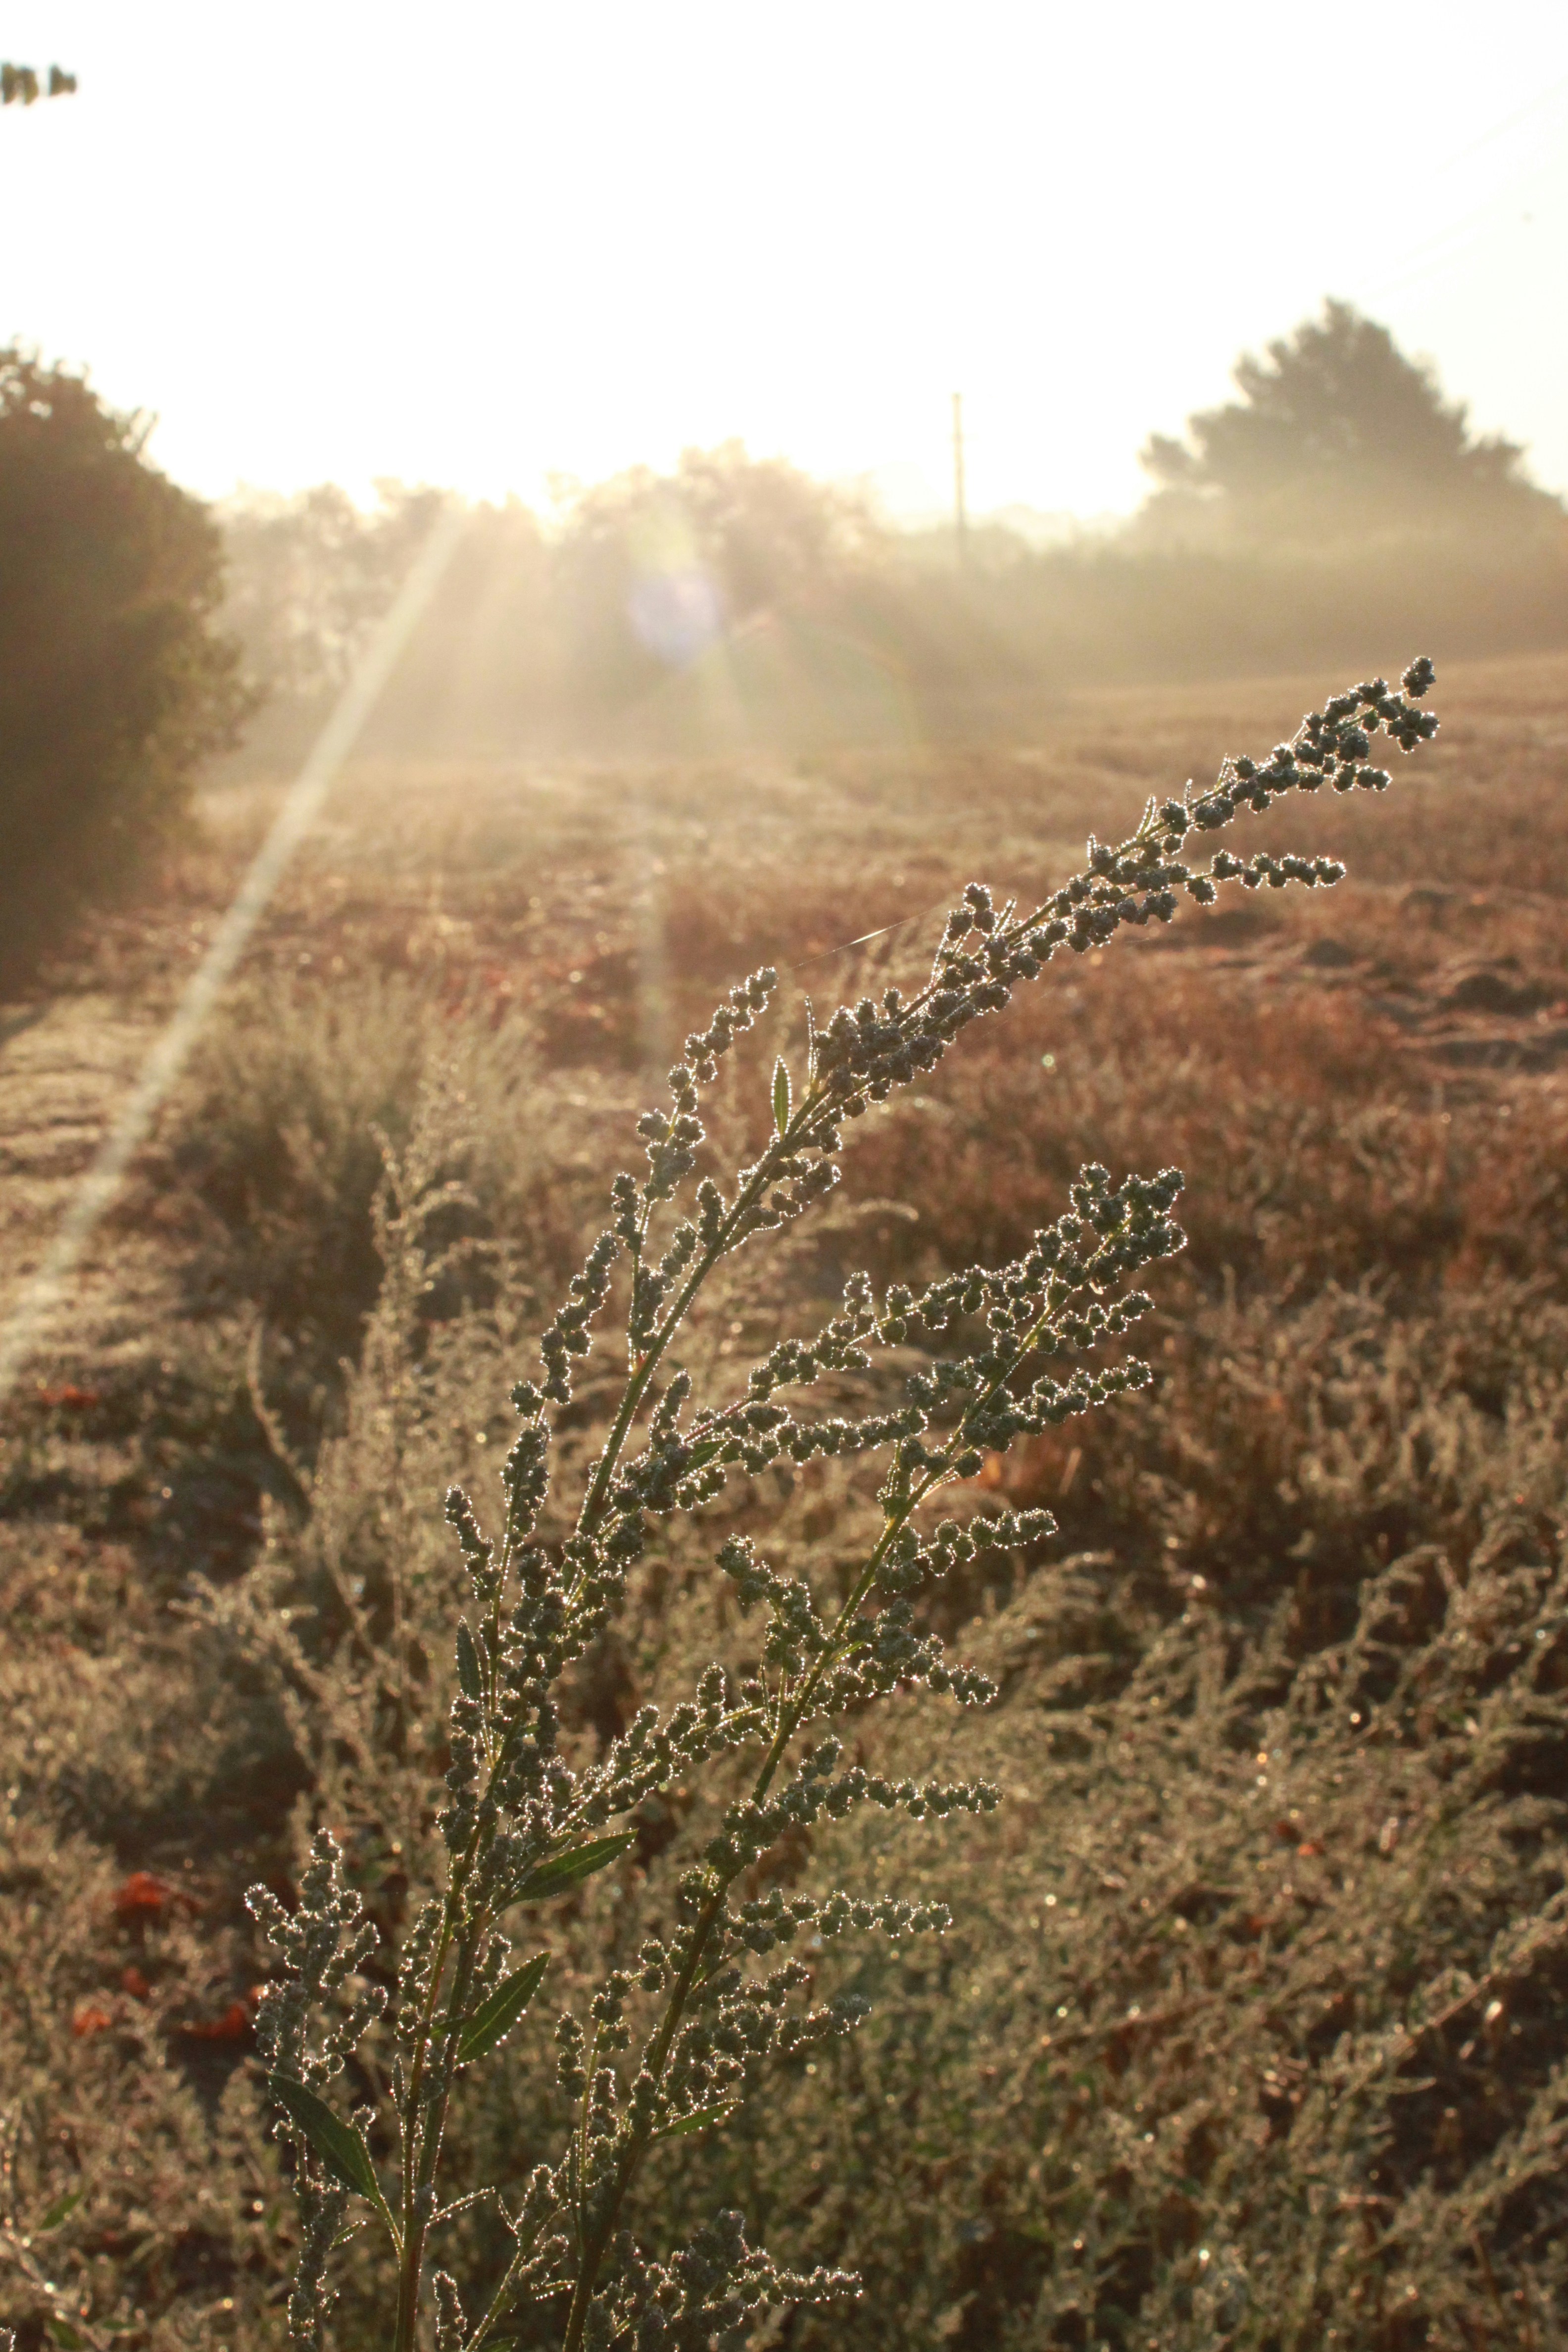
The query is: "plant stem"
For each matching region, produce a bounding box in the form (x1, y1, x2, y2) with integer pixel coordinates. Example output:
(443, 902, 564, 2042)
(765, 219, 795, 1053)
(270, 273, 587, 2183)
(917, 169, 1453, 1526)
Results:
(554, 1296, 1062, 2347)
(424, 940, 1105, 2347)
(393, 1907, 456, 2352)
(574, 1098, 826, 1546)
(571, 837, 1132, 1559)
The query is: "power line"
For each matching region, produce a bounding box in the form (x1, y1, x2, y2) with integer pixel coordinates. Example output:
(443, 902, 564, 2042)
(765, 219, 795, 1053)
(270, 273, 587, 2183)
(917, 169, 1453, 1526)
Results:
(1354, 70, 1568, 304)
(1431, 66, 1568, 178)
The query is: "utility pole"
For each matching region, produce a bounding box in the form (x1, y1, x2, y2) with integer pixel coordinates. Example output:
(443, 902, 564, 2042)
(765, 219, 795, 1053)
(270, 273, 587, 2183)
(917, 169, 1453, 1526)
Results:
(951, 391, 968, 566)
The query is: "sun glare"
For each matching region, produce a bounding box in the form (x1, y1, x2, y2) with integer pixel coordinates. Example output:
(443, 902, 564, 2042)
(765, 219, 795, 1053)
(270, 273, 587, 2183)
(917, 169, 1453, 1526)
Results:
(1, 0, 1565, 517)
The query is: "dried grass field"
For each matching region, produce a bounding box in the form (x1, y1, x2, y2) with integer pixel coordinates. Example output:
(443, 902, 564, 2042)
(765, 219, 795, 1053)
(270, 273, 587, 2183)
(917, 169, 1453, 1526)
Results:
(5, 652, 1568, 2350)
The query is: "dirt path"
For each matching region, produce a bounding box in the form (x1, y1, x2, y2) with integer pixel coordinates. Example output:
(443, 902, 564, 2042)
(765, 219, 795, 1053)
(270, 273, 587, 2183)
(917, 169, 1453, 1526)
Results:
(0, 993, 185, 1392)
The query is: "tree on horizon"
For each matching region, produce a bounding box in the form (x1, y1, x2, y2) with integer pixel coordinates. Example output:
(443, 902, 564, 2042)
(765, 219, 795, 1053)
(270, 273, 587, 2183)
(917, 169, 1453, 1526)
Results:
(1138, 299, 1561, 543)
(1, 62, 76, 105)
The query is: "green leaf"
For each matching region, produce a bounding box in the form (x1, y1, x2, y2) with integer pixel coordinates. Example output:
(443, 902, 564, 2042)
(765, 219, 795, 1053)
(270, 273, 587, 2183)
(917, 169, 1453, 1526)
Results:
(457, 1952, 550, 2062)
(455, 1619, 483, 1702)
(39, 2185, 85, 2231)
(46, 2322, 84, 2349)
(267, 2074, 397, 2244)
(684, 1437, 724, 1472)
(513, 1834, 635, 1904)
(772, 1056, 792, 1136)
(653, 2100, 737, 2142)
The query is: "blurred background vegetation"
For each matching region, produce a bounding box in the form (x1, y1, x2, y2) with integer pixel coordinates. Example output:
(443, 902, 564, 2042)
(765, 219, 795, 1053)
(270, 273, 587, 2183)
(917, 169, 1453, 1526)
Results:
(3, 296, 1564, 984)
(218, 300, 1567, 778)
(0, 348, 252, 985)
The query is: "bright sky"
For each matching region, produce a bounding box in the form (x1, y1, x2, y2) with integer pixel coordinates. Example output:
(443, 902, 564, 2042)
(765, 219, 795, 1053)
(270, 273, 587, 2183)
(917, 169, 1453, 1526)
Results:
(3, 1, 1567, 523)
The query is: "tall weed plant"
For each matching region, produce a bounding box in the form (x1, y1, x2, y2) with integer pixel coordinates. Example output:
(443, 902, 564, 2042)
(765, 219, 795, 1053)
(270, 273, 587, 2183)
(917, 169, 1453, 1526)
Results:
(203, 662, 1448, 2351)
